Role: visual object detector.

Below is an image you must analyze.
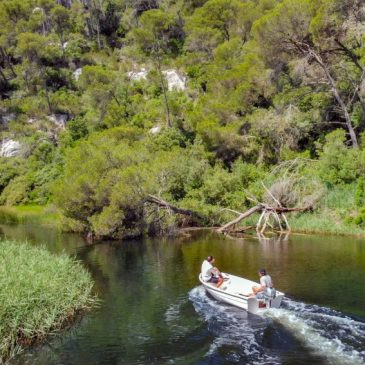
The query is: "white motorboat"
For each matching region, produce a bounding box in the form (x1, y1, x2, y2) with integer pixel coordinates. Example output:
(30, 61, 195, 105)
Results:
(199, 273, 284, 314)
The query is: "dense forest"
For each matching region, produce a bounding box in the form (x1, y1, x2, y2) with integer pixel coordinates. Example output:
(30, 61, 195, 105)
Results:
(1, 0, 365, 238)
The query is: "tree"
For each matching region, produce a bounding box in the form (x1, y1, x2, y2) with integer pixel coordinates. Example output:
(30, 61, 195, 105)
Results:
(185, 0, 245, 58)
(16, 32, 62, 113)
(50, 5, 72, 45)
(253, 0, 364, 148)
(130, 9, 178, 128)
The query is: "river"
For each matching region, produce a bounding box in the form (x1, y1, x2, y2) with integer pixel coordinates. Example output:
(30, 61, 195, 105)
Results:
(1, 223, 365, 365)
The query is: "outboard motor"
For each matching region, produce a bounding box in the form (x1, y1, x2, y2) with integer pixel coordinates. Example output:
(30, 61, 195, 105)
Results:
(264, 287, 276, 308)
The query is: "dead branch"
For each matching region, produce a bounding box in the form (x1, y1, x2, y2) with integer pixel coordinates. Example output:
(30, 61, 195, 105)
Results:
(218, 203, 313, 234)
(217, 205, 263, 233)
(261, 181, 282, 207)
(145, 195, 199, 217)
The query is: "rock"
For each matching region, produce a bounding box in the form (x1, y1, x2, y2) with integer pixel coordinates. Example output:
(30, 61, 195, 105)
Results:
(73, 68, 82, 81)
(128, 68, 148, 81)
(150, 125, 161, 134)
(32, 7, 43, 13)
(0, 113, 16, 128)
(47, 114, 69, 129)
(127, 68, 186, 91)
(0, 139, 21, 157)
(162, 69, 186, 91)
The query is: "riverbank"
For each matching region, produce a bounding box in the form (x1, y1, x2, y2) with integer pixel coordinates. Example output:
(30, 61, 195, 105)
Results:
(1, 200, 364, 238)
(0, 240, 98, 363)
(0, 205, 61, 227)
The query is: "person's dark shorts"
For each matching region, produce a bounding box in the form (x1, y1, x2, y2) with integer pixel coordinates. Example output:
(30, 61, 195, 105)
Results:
(208, 276, 219, 284)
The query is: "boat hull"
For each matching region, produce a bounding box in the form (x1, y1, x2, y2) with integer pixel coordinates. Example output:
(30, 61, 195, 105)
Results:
(199, 273, 284, 314)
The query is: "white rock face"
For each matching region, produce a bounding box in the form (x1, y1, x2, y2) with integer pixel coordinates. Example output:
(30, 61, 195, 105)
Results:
(150, 125, 161, 134)
(127, 68, 186, 91)
(47, 114, 68, 129)
(32, 7, 43, 13)
(73, 68, 82, 81)
(128, 68, 148, 81)
(0, 139, 21, 157)
(162, 69, 186, 91)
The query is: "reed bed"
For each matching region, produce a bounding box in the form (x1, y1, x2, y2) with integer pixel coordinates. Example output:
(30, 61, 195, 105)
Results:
(0, 240, 98, 363)
(0, 205, 61, 226)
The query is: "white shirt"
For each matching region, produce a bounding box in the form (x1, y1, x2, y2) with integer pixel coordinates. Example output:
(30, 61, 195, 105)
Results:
(201, 260, 213, 281)
(260, 274, 273, 288)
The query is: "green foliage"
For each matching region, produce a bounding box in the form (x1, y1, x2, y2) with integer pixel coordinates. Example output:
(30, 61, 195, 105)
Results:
(0, 157, 25, 194)
(0, 175, 32, 206)
(2, 0, 365, 237)
(0, 239, 97, 363)
(355, 178, 365, 207)
(346, 207, 365, 228)
(67, 116, 89, 142)
(130, 9, 178, 58)
(316, 130, 365, 185)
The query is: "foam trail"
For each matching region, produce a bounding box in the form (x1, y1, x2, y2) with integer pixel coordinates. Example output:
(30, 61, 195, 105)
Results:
(189, 286, 280, 364)
(190, 286, 365, 365)
(264, 298, 365, 365)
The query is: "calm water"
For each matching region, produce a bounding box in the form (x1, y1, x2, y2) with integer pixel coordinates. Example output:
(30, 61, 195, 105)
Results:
(1, 224, 365, 365)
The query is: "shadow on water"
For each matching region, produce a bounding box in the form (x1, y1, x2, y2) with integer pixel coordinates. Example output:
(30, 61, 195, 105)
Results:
(1, 225, 365, 365)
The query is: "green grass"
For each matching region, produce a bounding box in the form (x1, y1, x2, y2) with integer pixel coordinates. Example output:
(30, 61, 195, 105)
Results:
(0, 205, 61, 226)
(0, 240, 98, 363)
(289, 213, 365, 235)
(289, 185, 365, 235)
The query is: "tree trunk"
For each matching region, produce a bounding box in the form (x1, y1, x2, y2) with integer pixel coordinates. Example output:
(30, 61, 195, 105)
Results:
(43, 78, 53, 114)
(157, 60, 172, 128)
(312, 52, 359, 148)
(217, 205, 262, 233)
(0, 47, 16, 78)
(294, 42, 359, 148)
(145, 195, 202, 218)
(0, 67, 7, 84)
(334, 38, 364, 73)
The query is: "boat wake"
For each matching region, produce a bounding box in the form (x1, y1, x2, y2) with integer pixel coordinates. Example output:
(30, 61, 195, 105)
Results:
(189, 286, 365, 365)
(267, 299, 365, 365)
(189, 286, 280, 364)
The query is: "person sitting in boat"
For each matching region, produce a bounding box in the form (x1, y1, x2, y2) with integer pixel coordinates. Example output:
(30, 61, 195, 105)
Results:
(247, 268, 275, 298)
(201, 255, 224, 288)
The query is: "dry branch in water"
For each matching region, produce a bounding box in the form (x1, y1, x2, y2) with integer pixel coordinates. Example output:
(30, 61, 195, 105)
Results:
(217, 177, 322, 236)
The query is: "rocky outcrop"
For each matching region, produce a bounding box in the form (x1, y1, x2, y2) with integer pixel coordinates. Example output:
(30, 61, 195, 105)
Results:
(0, 139, 21, 157)
(127, 68, 187, 91)
(127, 68, 148, 81)
(47, 114, 69, 130)
(162, 69, 186, 91)
(149, 125, 161, 134)
(73, 68, 82, 81)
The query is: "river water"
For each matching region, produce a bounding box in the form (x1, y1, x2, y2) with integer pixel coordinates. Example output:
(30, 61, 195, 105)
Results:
(1, 224, 365, 365)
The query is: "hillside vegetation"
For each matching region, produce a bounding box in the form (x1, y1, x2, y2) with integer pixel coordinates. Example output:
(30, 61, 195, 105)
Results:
(1, 0, 365, 238)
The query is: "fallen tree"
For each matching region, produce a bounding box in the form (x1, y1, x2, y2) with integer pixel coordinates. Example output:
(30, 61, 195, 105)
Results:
(142, 195, 205, 235)
(145, 194, 200, 218)
(216, 203, 313, 235)
(217, 178, 322, 236)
